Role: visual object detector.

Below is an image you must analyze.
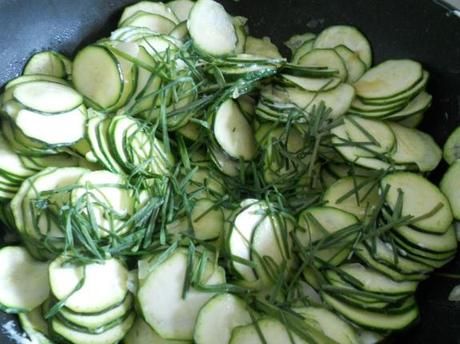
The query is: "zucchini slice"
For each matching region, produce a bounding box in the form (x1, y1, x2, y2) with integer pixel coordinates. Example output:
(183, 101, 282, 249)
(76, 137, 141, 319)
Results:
(188, 0, 237, 56)
(73, 45, 123, 110)
(119, 1, 179, 25)
(138, 248, 225, 341)
(443, 126, 460, 165)
(18, 305, 53, 344)
(314, 25, 372, 67)
(355, 60, 422, 100)
(194, 293, 252, 344)
(58, 293, 133, 330)
(294, 307, 360, 344)
(229, 318, 306, 344)
(334, 45, 367, 83)
(441, 161, 460, 220)
(15, 106, 86, 146)
(51, 311, 135, 344)
(298, 48, 348, 81)
(124, 317, 186, 344)
(322, 292, 419, 331)
(381, 172, 453, 234)
(13, 80, 82, 113)
(213, 99, 256, 161)
(0, 247, 49, 313)
(23, 51, 66, 78)
(49, 256, 128, 313)
(167, 0, 194, 22)
(121, 12, 176, 34)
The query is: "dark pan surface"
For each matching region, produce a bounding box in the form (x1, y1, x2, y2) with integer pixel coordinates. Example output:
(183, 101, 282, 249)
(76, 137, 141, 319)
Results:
(0, 0, 460, 342)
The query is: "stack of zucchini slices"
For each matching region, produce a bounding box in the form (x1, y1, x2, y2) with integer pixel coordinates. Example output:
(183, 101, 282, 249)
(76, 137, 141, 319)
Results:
(0, 0, 458, 344)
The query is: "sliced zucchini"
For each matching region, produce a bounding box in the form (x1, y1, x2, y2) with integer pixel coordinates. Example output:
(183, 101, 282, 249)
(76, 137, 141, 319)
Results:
(285, 32, 315, 53)
(229, 318, 306, 344)
(387, 122, 441, 172)
(71, 170, 135, 235)
(314, 25, 372, 67)
(294, 307, 360, 344)
(383, 92, 432, 120)
(15, 106, 86, 146)
(286, 83, 355, 119)
(49, 256, 128, 313)
(194, 293, 252, 344)
(396, 112, 424, 128)
(322, 292, 419, 331)
(233, 16, 248, 54)
(18, 305, 53, 344)
(51, 311, 135, 344)
(354, 244, 427, 282)
(296, 206, 359, 265)
(73, 45, 123, 109)
(119, 1, 179, 25)
(332, 263, 418, 294)
(244, 36, 282, 59)
(188, 0, 237, 56)
(124, 317, 187, 344)
(58, 293, 133, 330)
(121, 12, 176, 34)
(167, 0, 194, 22)
(209, 146, 240, 177)
(23, 51, 66, 78)
(0, 133, 35, 179)
(13, 80, 82, 113)
(213, 99, 256, 161)
(443, 126, 460, 165)
(190, 198, 225, 241)
(393, 224, 457, 254)
(334, 45, 367, 83)
(441, 161, 460, 220)
(323, 176, 380, 220)
(0, 246, 49, 313)
(298, 48, 348, 81)
(355, 60, 422, 99)
(138, 248, 225, 341)
(381, 172, 453, 234)
(281, 74, 342, 92)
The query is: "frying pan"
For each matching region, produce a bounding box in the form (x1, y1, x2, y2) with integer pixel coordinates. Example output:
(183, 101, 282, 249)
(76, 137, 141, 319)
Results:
(0, 0, 459, 343)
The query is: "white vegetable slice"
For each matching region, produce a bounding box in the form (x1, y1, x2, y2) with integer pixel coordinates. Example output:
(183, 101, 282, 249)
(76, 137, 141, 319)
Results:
(188, 0, 237, 56)
(73, 45, 123, 109)
(49, 256, 128, 313)
(355, 60, 422, 99)
(229, 318, 307, 344)
(138, 249, 225, 340)
(314, 25, 372, 67)
(194, 293, 252, 344)
(59, 294, 133, 330)
(121, 12, 176, 34)
(295, 307, 360, 344)
(228, 199, 264, 282)
(15, 106, 86, 145)
(18, 306, 52, 344)
(0, 133, 35, 178)
(23, 51, 66, 78)
(282, 74, 342, 92)
(381, 172, 453, 234)
(13, 81, 82, 113)
(167, 0, 194, 22)
(287, 83, 355, 119)
(298, 48, 348, 81)
(388, 122, 441, 172)
(51, 311, 135, 344)
(124, 318, 187, 344)
(0, 246, 49, 312)
(213, 99, 256, 161)
(119, 1, 179, 24)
